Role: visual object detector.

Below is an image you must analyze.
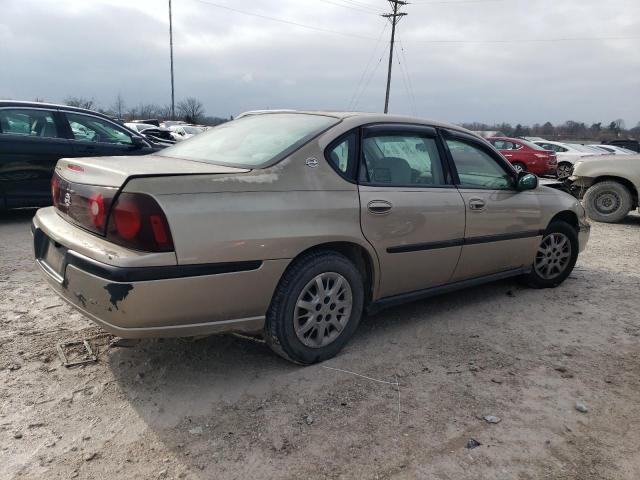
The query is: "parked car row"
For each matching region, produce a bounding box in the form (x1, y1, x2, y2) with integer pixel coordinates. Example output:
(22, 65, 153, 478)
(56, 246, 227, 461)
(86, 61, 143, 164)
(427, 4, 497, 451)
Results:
(484, 135, 637, 180)
(125, 120, 206, 144)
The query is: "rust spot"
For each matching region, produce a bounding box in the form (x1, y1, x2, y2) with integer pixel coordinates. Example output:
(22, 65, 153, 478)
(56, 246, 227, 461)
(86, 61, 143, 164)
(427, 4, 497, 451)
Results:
(103, 284, 133, 310)
(74, 292, 87, 308)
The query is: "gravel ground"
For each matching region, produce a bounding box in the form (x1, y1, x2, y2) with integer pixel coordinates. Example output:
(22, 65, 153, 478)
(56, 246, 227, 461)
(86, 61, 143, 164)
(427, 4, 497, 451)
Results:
(1, 209, 639, 480)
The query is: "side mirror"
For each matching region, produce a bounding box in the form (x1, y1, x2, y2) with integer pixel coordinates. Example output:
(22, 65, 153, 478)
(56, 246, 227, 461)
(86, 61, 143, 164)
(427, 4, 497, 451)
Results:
(131, 136, 146, 149)
(517, 172, 538, 191)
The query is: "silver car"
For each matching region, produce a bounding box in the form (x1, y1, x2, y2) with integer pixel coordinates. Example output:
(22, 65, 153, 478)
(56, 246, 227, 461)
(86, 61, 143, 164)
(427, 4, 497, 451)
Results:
(33, 111, 590, 364)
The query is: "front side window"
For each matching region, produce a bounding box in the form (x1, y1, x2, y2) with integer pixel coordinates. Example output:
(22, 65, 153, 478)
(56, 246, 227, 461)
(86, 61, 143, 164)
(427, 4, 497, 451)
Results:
(158, 113, 339, 167)
(0, 108, 59, 138)
(361, 133, 445, 186)
(66, 113, 132, 145)
(446, 139, 514, 189)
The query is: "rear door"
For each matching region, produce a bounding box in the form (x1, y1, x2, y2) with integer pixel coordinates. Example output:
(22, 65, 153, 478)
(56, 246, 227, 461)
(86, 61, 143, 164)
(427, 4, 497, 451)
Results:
(61, 111, 147, 158)
(443, 131, 542, 281)
(0, 107, 73, 208)
(357, 124, 466, 298)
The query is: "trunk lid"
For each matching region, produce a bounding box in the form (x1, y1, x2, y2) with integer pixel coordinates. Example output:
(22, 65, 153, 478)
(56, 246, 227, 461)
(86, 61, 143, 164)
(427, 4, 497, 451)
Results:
(56, 154, 250, 187)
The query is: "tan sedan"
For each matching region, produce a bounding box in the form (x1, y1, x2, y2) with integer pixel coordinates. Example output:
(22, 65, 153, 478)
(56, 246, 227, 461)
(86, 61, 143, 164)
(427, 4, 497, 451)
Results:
(33, 111, 590, 364)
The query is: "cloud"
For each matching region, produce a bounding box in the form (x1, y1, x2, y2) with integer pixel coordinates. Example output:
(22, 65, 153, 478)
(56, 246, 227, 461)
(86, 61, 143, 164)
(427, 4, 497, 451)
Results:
(1, 0, 639, 125)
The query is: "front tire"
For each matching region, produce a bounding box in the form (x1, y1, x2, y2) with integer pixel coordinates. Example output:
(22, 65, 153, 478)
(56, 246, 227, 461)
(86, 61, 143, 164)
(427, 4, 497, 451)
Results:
(265, 251, 364, 364)
(524, 221, 578, 288)
(583, 180, 632, 223)
(513, 162, 527, 173)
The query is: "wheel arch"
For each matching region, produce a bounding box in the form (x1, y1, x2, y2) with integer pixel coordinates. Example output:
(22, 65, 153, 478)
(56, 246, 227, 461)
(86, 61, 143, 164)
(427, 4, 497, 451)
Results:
(548, 210, 579, 231)
(283, 241, 379, 306)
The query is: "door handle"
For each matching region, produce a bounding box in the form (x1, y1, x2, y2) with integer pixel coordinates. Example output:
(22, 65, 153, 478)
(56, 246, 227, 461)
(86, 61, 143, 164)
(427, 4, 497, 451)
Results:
(504, 154, 513, 157)
(367, 200, 392, 215)
(468, 198, 486, 211)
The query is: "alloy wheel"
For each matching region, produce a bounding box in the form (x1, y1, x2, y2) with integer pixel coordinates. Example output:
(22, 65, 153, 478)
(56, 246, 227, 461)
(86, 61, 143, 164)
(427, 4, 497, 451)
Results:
(557, 164, 573, 179)
(294, 272, 353, 348)
(534, 232, 572, 280)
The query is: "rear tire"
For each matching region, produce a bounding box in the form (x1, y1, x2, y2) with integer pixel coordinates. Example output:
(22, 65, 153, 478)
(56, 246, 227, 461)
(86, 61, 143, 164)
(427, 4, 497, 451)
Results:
(524, 221, 578, 288)
(265, 251, 364, 365)
(583, 180, 632, 223)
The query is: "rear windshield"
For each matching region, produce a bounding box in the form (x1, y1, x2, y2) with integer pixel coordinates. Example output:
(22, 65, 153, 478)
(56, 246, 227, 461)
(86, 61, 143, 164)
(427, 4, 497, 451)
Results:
(158, 113, 339, 167)
(518, 138, 547, 150)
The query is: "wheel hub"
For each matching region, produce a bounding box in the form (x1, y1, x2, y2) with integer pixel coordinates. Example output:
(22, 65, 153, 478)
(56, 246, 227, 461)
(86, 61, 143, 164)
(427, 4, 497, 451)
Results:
(595, 191, 620, 214)
(534, 232, 572, 280)
(294, 272, 353, 348)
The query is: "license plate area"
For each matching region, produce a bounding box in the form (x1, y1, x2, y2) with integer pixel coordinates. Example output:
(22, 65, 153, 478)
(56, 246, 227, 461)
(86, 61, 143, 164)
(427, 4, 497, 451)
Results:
(34, 229, 68, 283)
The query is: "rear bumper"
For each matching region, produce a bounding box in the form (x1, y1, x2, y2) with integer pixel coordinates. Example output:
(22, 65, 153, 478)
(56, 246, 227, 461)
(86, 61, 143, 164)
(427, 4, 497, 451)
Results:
(32, 209, 289, 338)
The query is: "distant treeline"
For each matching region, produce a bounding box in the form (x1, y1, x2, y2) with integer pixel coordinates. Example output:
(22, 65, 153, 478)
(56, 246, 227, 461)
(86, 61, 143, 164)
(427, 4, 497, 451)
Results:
(460, 119, 640, 141)
(32, 95, 231, 126)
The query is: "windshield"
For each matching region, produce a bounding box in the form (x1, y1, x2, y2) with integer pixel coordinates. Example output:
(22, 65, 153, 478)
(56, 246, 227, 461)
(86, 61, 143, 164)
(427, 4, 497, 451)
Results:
(182, 126, 203, 135)
(158, 113, 339, 167)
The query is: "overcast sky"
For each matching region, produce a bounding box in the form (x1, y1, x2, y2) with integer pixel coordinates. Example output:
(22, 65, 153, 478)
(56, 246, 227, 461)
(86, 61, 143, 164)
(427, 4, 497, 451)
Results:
(1, 0, 639, 126)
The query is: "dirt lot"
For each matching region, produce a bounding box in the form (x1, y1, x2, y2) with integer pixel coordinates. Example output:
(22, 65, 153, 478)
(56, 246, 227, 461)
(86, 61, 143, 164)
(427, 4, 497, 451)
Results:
(1, 209, 639, 480)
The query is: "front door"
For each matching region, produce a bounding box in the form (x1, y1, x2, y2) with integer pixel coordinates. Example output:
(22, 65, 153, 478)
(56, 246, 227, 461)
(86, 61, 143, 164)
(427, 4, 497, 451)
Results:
(443, 133, 542, 281)
(357, 124, 466, 298)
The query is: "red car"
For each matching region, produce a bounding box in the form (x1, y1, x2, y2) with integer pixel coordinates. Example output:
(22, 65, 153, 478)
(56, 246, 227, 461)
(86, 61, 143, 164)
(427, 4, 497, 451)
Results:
(488, 137, 557, 176)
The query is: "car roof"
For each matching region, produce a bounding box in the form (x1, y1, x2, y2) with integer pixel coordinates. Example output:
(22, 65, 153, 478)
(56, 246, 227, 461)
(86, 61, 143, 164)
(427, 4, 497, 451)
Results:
(0, 100, 117, 121)
(237, 109, 479, 138)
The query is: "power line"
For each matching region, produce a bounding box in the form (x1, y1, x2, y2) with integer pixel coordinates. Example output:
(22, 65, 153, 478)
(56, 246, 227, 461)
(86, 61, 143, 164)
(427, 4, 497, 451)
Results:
(185, 0, 640, 45)
(352, 50, 386, 110)
(188, 0, 379, 41)
(339, 0, 386, 12)
(316, 0, 383, 15)
(348, 22, 389, 110)
(396, 40, 417, 116)
(410, 35, 640, 43)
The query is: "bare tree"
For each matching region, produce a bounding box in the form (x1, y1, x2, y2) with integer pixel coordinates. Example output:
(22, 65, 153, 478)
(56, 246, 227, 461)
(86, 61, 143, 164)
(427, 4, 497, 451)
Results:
(111, 94, 126, 120)
(64, 96, 96, 110)
(177, 97, 205, 124)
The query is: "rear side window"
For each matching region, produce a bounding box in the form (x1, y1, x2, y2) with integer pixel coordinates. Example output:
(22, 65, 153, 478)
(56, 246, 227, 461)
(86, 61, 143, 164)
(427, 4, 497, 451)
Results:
(361, 134, 446, 186)
(0, 108, 59, 138)
(158, 113, 339, 168)
(446, 139, 514, 190)
(326, 132, 357, 179)
(65, 113, 133, 145)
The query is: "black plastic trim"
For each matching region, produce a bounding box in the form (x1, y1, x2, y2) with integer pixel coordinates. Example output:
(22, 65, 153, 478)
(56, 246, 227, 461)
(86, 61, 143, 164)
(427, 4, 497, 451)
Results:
(386, 229, 543, 253)
(33, 227, 262, 283)
(368, 267, 529, 313)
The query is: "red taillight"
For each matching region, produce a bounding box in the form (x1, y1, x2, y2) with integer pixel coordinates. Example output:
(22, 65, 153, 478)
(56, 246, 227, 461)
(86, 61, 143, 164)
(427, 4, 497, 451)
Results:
(51, 175, 59, 206)
(112, 198, 141, 239)
(106, 193, 174, 252)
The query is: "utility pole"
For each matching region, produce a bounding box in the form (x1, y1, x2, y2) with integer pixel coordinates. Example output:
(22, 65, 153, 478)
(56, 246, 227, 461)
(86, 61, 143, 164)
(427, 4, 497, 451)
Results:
(168, 0, 175, 120)
(382, 0, 407, 114)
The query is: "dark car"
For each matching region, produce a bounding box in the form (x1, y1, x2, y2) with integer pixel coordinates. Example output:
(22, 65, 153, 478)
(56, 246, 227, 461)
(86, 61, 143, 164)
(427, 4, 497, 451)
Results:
(606, 139, 640, 153)
(0, 101, 160, 210)
(487, 137, 557, 176)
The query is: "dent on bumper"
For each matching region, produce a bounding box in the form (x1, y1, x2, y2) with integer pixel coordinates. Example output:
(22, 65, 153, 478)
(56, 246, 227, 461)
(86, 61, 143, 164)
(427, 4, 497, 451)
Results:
(33, 225, 289, 338)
